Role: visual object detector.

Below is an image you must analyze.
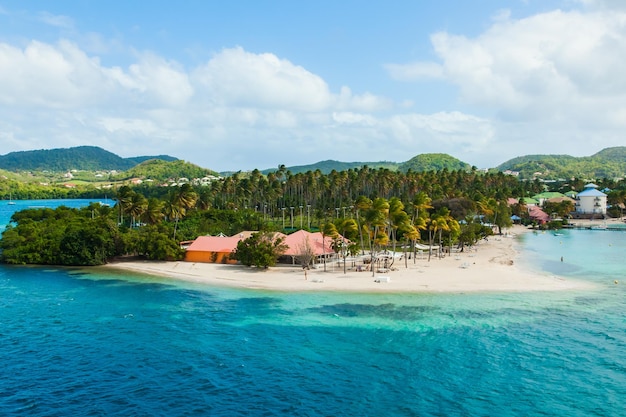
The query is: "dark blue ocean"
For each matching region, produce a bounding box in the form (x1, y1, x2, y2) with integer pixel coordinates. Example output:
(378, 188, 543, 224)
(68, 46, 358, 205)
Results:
(1, 200, 625, 416)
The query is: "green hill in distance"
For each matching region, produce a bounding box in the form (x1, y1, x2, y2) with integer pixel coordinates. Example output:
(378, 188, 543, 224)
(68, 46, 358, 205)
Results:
(2, 145, 625, 181)
(111, 159, 218, 183)
(496, 146, 626, 180)
(0, 146, 177, 172)
(258, 154, 470, 175)
(259, 159, 398, 176)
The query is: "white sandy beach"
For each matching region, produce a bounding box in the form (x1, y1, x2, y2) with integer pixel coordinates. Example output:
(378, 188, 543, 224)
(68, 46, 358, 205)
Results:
(103, 225, 595, 293)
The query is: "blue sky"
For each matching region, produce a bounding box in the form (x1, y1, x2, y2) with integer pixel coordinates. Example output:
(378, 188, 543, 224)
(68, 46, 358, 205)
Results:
(1, 0, 625, 171)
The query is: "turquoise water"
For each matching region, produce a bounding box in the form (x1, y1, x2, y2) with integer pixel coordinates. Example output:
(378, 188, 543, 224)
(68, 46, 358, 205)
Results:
(1, 201, 626, 416)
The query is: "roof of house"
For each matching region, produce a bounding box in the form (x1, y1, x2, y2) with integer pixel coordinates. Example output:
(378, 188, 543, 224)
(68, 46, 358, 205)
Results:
(532, 192, 567, 200)
(186, 235, 245, 253)
(546, 196, 575, 203)
(282, 229, 337, 257)
(577, 188, 607, 197)
(528, 206, 550, 222)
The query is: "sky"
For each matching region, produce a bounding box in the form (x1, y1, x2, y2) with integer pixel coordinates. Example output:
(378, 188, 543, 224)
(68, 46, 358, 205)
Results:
(1, 0, 625, 172)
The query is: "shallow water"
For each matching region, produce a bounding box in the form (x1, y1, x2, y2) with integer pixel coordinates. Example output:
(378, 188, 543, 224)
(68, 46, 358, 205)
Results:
(1, 201, 625, 416)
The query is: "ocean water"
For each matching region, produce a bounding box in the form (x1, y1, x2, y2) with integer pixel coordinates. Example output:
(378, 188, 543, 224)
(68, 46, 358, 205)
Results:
(1, 201, 625, 416)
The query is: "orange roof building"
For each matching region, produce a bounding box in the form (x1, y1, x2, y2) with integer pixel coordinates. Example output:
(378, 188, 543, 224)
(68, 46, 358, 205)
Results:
(185, 234, 249, 264)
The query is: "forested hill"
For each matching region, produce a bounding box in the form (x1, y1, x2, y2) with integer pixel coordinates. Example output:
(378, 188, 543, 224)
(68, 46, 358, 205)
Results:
(0, 146, 177, 171)
(260, 154, 470, 175)
(496, 147, 626, 179)
(260, 160, 397, 175)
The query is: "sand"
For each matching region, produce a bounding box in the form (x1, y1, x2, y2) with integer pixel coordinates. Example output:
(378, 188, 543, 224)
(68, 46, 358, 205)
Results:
(103, 225, 594, 293)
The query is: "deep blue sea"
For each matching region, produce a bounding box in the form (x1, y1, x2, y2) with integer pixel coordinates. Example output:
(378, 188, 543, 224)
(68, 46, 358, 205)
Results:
(1, 200, 625, 416)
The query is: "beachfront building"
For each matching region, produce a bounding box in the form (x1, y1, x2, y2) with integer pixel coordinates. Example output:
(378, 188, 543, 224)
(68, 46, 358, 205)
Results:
(184, 230, 340, 265)
(280, 229, 339, 266)
(185, 232, 256, 263)
(574, 183, 607, 217)
(528, 206, 550, 224)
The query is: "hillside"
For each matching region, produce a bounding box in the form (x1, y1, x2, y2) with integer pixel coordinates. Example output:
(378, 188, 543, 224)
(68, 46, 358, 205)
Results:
(111, 159, 217, 182)
(0, 146, 177, 172)
(398, 153, 471, 172)
(497, 146, 626, 179)
(260, 159, 398, 175)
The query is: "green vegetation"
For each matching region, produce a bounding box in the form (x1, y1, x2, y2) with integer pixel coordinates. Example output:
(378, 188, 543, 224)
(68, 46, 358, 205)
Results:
(0, 203, 186, 265)
(497, 146, 626, 180)
(111, 159, 216, 182)
(232, 232, 288, 268)
(0, 145, 176, 171)
(399, 153, 471, 173)
(261, 160, 397, 176)
(3, 145, 626, 267)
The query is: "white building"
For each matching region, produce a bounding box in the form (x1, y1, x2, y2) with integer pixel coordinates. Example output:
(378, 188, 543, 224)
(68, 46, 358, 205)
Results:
(574, 183, 607, 216)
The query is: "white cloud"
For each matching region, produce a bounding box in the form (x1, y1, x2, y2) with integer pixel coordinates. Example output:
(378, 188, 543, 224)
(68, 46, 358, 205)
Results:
(38, 12, 74, 29)
(382, 6, 626, 165)
(13, 24, 622, 171)
(431, 9, 626, 121)
(192, 46, 332, 112)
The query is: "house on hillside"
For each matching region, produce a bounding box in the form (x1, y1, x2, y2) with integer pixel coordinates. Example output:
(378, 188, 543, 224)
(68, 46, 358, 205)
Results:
(574, 183, 607, 217)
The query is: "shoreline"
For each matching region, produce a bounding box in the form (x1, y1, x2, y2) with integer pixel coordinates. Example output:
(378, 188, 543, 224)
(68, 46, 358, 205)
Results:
(101, 225, 595, 294)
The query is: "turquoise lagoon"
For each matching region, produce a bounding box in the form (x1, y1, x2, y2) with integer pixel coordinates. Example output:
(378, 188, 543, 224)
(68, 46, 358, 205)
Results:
(1, 200, 625, 416)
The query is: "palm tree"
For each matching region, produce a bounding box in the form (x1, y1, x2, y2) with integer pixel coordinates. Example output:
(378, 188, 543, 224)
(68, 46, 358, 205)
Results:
(354, 196, 372, 255)
(427, 209, 450, 261)
(335, 217, 358, 274)
(115, 186, 134, 226)
(143, 198, 164, 225)
(412, 191, 432, 223)
(128, 192, 148, 227)
(445, 216, 461, 256)
(402, 224, 420, 268)
(412, 214, 428, 264)
(387, 197, 408, 267)
(164, 196, 185, 240)
(321, 222, 339, 272)
(364, 197, 389, 276)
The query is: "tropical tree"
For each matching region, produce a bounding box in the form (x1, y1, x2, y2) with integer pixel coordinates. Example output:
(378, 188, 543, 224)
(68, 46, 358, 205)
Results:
(321, 222, 339, 272)
(412, 191, 433, 223)
(115, 186, 134, 226)
(334, 217, 358, 274)
(364, 197, 390, 276)
(128, 192, 148, 227)
(354, 195, 372, 255)
(387, 197, 410, 267)
(232, 232, 288, 268)
(427, 208, 451, 261)
(143, 197, 164, 225)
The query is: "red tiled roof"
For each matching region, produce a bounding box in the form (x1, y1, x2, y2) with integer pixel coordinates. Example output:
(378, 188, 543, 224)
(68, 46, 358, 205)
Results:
(186, 235, 244, 253)
(282, 230, 339, 256)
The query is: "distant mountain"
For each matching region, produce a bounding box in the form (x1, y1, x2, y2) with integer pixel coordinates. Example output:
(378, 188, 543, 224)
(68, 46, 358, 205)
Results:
(260, 160, 398, 175)
(0, 146, 177, 172)
(496, 147, 626, 180)
(259, 154, 471, 176)
(398, 153, 471, 172)
(111, 159, 217, 182)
